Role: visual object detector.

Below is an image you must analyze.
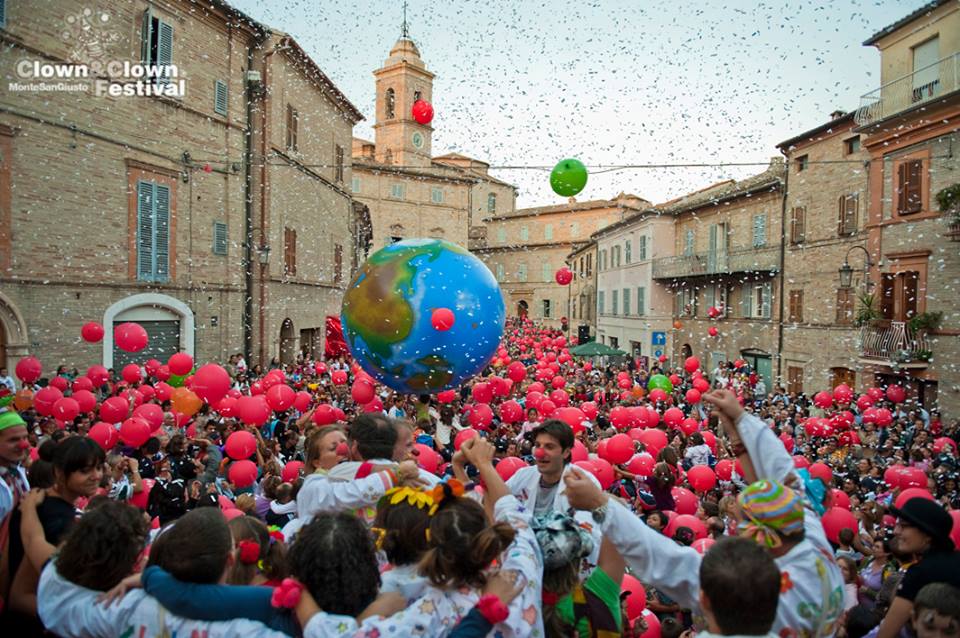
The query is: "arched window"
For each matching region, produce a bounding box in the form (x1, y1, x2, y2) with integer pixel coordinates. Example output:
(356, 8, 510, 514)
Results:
(414, 90, 422, 103)
(385, 88, 396, 119)
(487, 192, 497, 213)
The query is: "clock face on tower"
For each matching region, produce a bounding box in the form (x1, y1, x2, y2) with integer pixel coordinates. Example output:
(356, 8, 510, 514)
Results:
(412, 132, 424, 149)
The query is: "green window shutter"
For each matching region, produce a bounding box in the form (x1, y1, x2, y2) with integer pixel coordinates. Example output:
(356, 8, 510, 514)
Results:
(612, 290, 618, 315)
(141, 9, 153, 65)
(598, 291, 604, 315)
(637, 287, 645, 316)
(213, 221, 228, 255)
(0, 0, 6, 28)
(622, 288, 630, 315)
(742, 285, 753, 318)
(157, 20, 173, 83)
(705, 285, 715, 310)
(762, 282, 773, 318)
(137, 181, 155, 281)
(214, 80, 228, 116)
(154, 184, 170, 281)
(624, 240, 631, 264)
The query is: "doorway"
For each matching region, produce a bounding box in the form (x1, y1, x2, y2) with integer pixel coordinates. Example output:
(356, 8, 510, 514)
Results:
(517, 300, 528, 319)
(279, 318, 297, 365)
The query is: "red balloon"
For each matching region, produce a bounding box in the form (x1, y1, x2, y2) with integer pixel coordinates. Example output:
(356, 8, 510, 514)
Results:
(454, 428, 479, 451)
(436, 389, 457, 404)
(414, 443, 440, 474)
(166, 352, 193, 376)
(829, 489, 851, 510)
(282, 460, 304, 483)
(636, 429, 668, 455)
(701, 430, 716, 453)
(311, 404, 337, 426)
(666, 513, 708, 540)
(70, 389, 96, 414)
(130, 478, 154, 509)
(115, 322, 149, 352)
(833, 384, 853, 403)
(228, 460, 258, 488)
(894, 488, 935, 510)
(499, 400, 524, 424)
(627, 453, 655, 477)
(591, 458, 615, 490)
(793, 455, 810, 469)
(88, 422, 118, 451)
(331, 370, 348, 385)
(715, 459, 733, 481)
(684, 357, 700, 373)
(687, 465, 717, 492)
(601, 433, 634, 465)
(122, 364, 143, 384)
(496, 457, 527, 482)
(351, 381, 375, 404)
(621, 573, 648, 620)
(821, 507, 858, 544)
(363, 397, 384, 413)
(855, 395, 874, 411)
(50, 376, 69, 391)
(225, 430, 257, 460)
(679, 418, 699, 437)
(507, 361, 527, 383)
(663, 407, 684, 427)
(155, 382, 173, 402)
(237, 395, 271, 425)
(81, 321, 105, 343)
(671, 487, 698, 515)
(554, 267, 573, 285)
(648, 388, 667, 403)
(15, 356, 43, 383)
(472, 382, 493, 404)
(431, 307, 455, 331)
(188, 364, 230, 405)
(133, 404, 164, 431)
(898, 466, 928, 489)
(693, 377, 710, 393)
(32, 386, 62, 416)
(71, 376, 93, 393)
(266, 384, 296, 412)
(692, 537, 716, 555)
(809, 462, 833, 486)
(144, 359, 162, 377)
(571, 440, 589, 463)
(684, 389, 701, 404)
(538, 399, 556, 417)
(950, 510, 960, 550)
(52, 397, 80, 423)
(98, 396, 129, 423)
(874, 408, 893, 427)
(216, 397, 238, 417)
(411, 99, 434, 124)
(549, 389, 569, 407)
(886, 385, 906, 404)
(120, 417, 151, 447)
(708, 327, 719, 337)
(467, 404, 494, 430)
(155, 365, 171, 382)
(934, 437, 957, 455)
(813, 391, 834, 409)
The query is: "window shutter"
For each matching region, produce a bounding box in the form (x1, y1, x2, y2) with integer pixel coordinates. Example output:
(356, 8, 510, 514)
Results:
(0, 0, 6, 28)
(157, 20, 173, 83)
(881, 274, 896, 319)
(137, 181, 155, 281)
(742, 285, 753, 318)
(334, 244, 343, 283)
(902, 272, 919, 319)
(637, 287, 645, 315)
(622, 288, 630, 315)
(705, 285, 715, 310)
(906, 160, 923, 213)
(762, 282, 772, 318)
(213, 221, 228, 255)
(214, 80, 228, 116)
(793, 207, 806, 243)
(140, 9, 152, 65)
(753, 215, 766, 247)
(154, 184, 170, 280)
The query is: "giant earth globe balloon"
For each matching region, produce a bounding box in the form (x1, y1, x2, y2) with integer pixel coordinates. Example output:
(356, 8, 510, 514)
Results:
(341, 238, 505, 394)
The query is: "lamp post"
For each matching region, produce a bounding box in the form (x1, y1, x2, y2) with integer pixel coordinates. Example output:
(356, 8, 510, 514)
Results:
(838, 245, 873, 290)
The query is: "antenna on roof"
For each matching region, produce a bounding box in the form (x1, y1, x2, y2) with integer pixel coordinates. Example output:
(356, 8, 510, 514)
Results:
(401, 0, 410, 38)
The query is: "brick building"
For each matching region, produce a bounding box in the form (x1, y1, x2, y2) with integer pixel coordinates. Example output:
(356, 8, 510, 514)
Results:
(849, 0, 960, 414)
(476, 194, 650, 331)
(776, 112, 871, 395)
(0, 1, 363, 375)
(350, 35, 516, 252)
(594, 209, 676, 364)
(652, 161, 786, 384)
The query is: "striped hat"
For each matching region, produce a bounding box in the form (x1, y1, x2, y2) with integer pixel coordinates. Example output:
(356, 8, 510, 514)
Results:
(737, 479, 805, 548)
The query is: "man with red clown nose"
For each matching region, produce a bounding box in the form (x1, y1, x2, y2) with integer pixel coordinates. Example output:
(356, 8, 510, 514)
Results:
(0, 410, 30, 608)
(564, 389, 844, 637)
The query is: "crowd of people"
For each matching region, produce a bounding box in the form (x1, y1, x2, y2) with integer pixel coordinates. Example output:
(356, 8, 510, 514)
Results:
(0, 317, 958, 638)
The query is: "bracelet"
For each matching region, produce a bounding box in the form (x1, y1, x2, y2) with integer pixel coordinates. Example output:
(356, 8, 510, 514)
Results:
(476, 593, 509, 624)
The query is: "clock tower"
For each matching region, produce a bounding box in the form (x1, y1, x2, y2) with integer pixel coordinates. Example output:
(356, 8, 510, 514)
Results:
(372, 30, 434, 168)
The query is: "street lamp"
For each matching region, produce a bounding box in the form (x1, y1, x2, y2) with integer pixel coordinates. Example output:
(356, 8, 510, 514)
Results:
(257, 245, 271, 264)
(838, 245, 873, 289)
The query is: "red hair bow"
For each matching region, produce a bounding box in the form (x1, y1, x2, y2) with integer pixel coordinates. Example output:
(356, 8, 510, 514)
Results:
(237, 540, 260, 564)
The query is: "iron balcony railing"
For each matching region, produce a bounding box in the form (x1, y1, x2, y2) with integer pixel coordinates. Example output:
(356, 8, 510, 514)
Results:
(651, 245, 780, 279)
(858, 321, 931, 366)
(855, 53, 960, 127)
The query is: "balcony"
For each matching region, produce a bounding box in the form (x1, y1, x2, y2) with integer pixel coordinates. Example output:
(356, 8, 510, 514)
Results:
(855, 53, 960, 127)
(858, 321, 931, 368)
(652, 245, 780, 280)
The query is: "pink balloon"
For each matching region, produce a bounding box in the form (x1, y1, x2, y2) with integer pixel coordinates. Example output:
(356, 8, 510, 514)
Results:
(228, 460, 258, 488)
(225, 430, 257, 460)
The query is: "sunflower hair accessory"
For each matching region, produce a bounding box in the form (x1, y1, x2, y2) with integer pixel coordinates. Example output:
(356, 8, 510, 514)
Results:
(428, 478, 465, 516)
(380, 486, 434, 511)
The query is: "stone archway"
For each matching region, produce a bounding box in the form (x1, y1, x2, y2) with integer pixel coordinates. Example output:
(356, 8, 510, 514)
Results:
(517, 300, 528, 319)
(103, 293, 194, 369)
(680, 343, 693, 359)
(279, 318, 297, 365)
(0, 290, 29, 375)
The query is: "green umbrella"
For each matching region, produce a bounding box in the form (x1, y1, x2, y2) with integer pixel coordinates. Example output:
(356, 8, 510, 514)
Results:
(569, 341, 627, 357)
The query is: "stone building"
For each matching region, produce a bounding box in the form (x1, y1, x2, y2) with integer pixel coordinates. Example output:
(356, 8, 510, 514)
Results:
(567, 239, 597, 343)
(476, 194, 650, 331)
(594, 209, 676, 364)
(652, 161, 785, 385)
(849, 0, 960, 414)
(0, 0, 363, 375)
(776, 112, 871, 395)
(350, 35, 516, 252)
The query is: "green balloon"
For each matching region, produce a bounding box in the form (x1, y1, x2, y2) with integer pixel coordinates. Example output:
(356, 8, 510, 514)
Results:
(647, 374, 674, 394)
(167, 368, 196, 388)
(550, 158, 588, 197)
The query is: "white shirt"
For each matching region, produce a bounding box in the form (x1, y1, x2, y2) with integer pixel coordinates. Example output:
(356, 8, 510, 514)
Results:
(0, 463, 28, 522)
(0, 375, 15, 392)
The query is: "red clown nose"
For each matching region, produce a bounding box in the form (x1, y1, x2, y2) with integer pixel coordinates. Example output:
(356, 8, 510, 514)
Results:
(18, 440, 30, 450)
(534, 448, 546, 460)
(335, 442, 349, 457)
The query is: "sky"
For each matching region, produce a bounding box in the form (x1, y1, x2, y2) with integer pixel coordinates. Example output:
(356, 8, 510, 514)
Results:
(228, 0, 926, 207)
